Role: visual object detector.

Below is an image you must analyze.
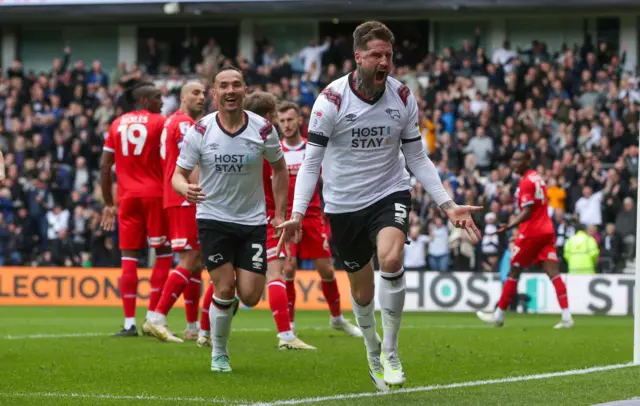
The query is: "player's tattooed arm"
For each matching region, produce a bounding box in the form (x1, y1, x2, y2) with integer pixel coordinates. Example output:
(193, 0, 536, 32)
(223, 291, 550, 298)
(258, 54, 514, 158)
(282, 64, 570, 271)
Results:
(439, 200, 457, 211)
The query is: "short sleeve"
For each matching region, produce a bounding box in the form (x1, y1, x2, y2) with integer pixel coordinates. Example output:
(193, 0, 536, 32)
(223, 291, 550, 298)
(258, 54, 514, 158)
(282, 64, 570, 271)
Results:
(104, 125, 116, 153)
(263, 125, 284, 163)
(307, 88, 339, 148)
(176, 119, 193, 150)
(176, 124, 202, 171)
(519, 179, 535, 207)
(400, 88, 422, 144)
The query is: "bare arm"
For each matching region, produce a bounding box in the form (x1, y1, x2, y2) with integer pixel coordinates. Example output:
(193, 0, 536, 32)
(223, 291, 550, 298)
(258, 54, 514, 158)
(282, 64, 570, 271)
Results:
(0, 149, 5, 183)
(99, 150, 117, 231)
(270, 157, 288, 220)
(501, 205, 532, 232)
(188, 164, 200, 184)
(100, 150, 115, 207)
(172, 165, 192, 197)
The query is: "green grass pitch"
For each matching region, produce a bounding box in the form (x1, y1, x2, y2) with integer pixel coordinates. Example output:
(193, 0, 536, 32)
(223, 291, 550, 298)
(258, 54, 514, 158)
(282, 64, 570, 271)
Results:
(0, 306, 638, 405)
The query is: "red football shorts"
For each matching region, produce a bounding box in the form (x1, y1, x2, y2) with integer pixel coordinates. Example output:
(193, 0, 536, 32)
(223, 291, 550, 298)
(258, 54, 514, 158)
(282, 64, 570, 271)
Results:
(118, 197, 168, 250)
(289, 215, 332, 260)
(166, 205, 199, 252)
(511, 233, 558, 268)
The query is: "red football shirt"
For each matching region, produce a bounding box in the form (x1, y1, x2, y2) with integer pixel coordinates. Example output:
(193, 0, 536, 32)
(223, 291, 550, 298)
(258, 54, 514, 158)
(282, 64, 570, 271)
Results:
(104, 110, 165, 201)
(282, 139, 322, 217)
(516, 170, 554, 236)
(162, 110, 195, 208)
(263, 139, 322, 218)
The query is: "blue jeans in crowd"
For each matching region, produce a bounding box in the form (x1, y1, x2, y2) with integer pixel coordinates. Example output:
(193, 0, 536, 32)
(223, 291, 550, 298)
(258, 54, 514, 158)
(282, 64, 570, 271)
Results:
(429, 254, 450, 272)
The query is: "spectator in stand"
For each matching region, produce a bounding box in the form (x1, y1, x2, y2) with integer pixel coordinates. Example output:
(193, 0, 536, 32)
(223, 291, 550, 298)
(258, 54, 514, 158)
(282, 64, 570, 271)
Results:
(427, 216, 450, 271)
(0, 31, 636, 271)
(403, 224, 429, 271)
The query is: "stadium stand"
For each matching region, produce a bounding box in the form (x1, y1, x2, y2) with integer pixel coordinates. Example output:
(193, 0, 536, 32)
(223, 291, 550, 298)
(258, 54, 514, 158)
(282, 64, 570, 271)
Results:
(0, 33, 637, 274)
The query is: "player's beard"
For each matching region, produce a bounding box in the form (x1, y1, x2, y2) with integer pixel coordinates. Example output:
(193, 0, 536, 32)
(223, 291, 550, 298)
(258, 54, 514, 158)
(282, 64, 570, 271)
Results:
(355, 65, 384, 99)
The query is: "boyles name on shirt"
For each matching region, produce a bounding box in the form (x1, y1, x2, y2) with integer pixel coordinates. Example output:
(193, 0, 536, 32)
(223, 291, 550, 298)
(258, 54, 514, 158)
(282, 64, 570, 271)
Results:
(120, 115, 149, 124)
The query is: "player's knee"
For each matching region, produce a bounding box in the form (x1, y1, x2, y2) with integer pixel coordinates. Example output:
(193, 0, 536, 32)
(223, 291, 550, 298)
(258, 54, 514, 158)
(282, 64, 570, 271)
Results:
(315, 259, 335, 280)
(266, 262, 284, 282)
(239, 291, 262, 308)
(351, 285, 374, 307)
(214, 281, 236, 300)
(180, 251, 202, 273)
(283, 259, 296, 279)
(378, 251, 403, 274)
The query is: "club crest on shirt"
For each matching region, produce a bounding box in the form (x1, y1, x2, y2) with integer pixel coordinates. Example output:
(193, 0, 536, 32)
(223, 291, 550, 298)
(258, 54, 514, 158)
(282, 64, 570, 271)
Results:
(385, 108, 400, 120)
(244, 142, 260, 152)
(321, 88, 342, 111)
(398, 85, 410, 107)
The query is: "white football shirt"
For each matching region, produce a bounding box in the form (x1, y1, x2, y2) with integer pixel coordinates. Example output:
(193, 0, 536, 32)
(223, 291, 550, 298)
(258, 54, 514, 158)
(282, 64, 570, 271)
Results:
(177, 110, 283, 226)
(302, 72, 421, 214)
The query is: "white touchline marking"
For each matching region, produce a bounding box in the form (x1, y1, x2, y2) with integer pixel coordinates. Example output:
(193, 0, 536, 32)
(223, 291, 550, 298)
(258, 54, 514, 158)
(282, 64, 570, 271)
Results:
(0, 392, 244, 404)
(4, 332, 108, 340)
(240, 362, 639, 406)
(0, 363, 635, 404)
(0, 325, 490, 340)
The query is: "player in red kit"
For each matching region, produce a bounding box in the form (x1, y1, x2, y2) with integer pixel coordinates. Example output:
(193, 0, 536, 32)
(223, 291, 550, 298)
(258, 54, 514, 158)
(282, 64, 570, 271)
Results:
(244, 92, 316, 350)
(143, 82, 215, 344)
(101, 82, 173, 336)
(276, 101, 361, 337)
(477, 150, 574, 328)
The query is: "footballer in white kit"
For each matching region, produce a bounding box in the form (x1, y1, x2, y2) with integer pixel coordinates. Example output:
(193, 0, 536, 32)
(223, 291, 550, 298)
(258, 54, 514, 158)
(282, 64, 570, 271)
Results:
(278, 21, 482, 391)
(173, 66, 289, 373)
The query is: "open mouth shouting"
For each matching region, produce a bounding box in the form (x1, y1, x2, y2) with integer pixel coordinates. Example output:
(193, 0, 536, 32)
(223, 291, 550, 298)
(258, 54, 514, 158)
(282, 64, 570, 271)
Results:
(374, 70, 387, 84)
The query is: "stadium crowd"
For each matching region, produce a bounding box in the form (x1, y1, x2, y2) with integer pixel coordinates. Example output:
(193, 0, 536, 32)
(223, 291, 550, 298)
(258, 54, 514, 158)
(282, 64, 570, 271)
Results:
(0, 30, 637, 273)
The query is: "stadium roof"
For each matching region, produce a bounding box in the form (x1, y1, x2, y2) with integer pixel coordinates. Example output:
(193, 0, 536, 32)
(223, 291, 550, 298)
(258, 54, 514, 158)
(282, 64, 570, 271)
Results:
(1, 0, 639, 23)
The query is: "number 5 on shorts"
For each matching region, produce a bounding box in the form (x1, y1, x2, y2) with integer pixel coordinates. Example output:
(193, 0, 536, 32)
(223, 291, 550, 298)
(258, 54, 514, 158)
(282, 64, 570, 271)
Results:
(394, 203, 407, 225)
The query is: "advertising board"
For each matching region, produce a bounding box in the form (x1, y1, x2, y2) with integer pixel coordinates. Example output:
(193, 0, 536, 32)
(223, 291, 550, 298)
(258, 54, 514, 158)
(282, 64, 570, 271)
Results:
(0, 268, 634, 315)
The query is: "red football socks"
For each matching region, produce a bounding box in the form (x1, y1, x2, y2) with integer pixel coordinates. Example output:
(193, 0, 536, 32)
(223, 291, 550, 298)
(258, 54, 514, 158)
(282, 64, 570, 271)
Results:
(120, 258, 139, 318)
(321, 278, 342, 317)
(148, 255, 172, 312)
(155, 267, 190, 316)
(184, 273, 202, 323)
(200, 283, 214, 331)
(551, 275, 569, 309)
(268, 279, 292, 333)
(285, 279, 296, 323)
(497, 277, 518, 311)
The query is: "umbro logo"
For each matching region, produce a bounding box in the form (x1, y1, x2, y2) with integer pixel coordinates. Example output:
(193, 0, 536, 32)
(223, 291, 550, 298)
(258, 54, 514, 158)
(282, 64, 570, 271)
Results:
(209, 143, 219, 150)
(345, 113, 357, 123)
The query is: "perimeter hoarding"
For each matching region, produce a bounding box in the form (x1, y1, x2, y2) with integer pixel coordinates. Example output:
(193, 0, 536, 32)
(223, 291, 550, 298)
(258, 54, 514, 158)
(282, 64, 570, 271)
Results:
(0, 268, 635, 315)
(0, 267, 352, 311)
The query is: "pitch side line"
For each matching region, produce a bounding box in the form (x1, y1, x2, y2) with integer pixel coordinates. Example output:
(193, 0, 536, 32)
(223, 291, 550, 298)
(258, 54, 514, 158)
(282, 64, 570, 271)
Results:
(0, 363, 635, 404)
(1, 324, 490, 340)
(241, 362, 639, 406)
(0, 392, 243, 404)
